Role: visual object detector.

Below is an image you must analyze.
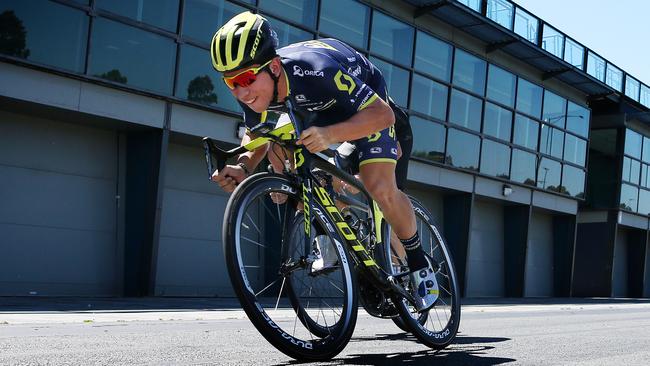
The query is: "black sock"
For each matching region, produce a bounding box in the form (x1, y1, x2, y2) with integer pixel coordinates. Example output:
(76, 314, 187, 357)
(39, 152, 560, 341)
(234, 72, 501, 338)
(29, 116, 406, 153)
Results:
(401, 232, 427, 270)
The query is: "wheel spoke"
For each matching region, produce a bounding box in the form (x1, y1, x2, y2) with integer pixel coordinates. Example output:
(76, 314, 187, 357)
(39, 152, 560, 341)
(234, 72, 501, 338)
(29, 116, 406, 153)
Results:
(244, 213, 263, 235)
(241, 236, 268, 249)
(274, 277, 287, 311)
(255, 277, 282, 297)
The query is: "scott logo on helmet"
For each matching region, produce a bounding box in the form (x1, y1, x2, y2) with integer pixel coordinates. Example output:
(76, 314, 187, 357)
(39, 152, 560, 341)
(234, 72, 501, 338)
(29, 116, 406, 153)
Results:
(249, 25, 263, 59)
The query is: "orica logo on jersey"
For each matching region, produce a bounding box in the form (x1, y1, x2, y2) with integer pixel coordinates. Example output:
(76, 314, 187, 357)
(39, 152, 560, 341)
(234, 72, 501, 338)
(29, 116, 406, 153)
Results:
(348, 65, 362, 78)
(293, 65, 324, 77)
(370, 147, 382, 154)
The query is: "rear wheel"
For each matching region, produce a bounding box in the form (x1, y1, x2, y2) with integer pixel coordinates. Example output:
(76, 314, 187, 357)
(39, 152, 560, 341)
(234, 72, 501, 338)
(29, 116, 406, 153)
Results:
(223, 173, 358, 360)
(391, 197, 461, 349)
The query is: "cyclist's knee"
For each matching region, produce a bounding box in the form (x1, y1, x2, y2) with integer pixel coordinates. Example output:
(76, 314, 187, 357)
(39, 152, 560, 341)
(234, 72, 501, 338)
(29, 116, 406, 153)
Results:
(364, 178, 400, 207)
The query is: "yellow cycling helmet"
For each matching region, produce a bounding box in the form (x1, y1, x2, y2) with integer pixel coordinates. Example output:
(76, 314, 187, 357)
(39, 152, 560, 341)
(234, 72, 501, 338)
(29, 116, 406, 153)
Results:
(211, 11, 278, 72)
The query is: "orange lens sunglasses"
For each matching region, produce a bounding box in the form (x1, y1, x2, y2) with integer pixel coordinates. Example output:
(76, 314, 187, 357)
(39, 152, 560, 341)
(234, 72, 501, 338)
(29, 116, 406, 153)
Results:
(222, 60, 273, 90)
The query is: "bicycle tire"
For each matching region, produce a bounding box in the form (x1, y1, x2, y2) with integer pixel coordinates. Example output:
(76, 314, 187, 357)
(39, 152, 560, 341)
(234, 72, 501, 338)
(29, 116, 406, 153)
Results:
(223, 173, 358, 360)
(391, 197, 461, 349)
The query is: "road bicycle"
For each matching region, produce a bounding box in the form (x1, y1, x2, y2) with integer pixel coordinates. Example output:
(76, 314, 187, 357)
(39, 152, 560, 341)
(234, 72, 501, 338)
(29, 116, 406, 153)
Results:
(202, 99, 460, 360)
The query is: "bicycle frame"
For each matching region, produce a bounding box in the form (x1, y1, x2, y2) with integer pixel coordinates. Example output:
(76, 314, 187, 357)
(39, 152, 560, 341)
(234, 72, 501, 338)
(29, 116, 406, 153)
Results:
(202, 101, 417, 305)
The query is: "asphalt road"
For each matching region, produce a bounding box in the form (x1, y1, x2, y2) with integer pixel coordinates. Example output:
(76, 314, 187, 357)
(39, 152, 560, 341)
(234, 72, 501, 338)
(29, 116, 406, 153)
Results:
(1, 298, 650, 365)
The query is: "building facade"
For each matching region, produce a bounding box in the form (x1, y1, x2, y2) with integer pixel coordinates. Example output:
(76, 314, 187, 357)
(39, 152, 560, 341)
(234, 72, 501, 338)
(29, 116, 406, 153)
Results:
(1, 0, 649, 298)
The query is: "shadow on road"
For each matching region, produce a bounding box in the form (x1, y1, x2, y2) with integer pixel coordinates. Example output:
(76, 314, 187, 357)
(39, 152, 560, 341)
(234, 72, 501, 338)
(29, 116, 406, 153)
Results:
(273, 334, 514, 365)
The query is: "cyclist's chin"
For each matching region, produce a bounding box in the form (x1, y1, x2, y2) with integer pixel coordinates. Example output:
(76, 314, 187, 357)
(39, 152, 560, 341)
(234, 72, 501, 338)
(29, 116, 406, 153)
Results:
(247, 98, 271, 113)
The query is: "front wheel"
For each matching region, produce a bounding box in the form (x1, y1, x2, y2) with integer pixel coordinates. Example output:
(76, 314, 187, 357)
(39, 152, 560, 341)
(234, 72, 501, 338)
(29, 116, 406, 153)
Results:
(391, 197, 461, 349)
(223, 173, 358, 361)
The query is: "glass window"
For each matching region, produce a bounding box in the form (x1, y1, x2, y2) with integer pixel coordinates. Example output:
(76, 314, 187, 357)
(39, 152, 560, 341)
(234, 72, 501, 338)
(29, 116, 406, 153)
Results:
(606, 63, 623, 92)
(414, 31, 452, 82)
(481, 139, 510, 179)
(566, 102, 590, 138)
(486, 64, 516, 107)
(561, 165, 585, 198)
(541, 24, 563, 58)
(641, 84, 650, 108)
(620, 183, 639, 212)
(511, 149, 536, 186)
(643, 137, 650, 163)
(516, 78, 542, 118)
(625, 129, 642, 159)
(542, 90, 567, 128)
(458, 0, 481, 12)
(486, 0, 513, 29)
(586, 51, 606, 82)
(319, 0, 370, 49)
(370, 57, 409, 107)
(96, 0, 179, 32)
(452, 49, 486, 95)
(642, 164, 650, 188)
(514, 7, 538, 44)
(563, 38, 584, 69)
(537, 158, 561, 192)
(625, 75, 640, 101)
(447, 129, 480, 170)
(563, 134, 587, 167)
(622, 157, 641, 185)
(513, 114, 539, 150)
(260, 0, 317, 29)
(90, 18, 176, 94)
(638, 189, 650, 215)
(483, 102, 512, 141)
(410, 116, 446, 163)
(449, 89, 482, 131)
(0, 0, 88, 73)
(267, 16, 313, 47)
(182, 0, 245, 44)
(410, 74, 448, 120)
(370, 11, 414, 67)
(176, 44, 240, 112)
(540, 125, 564, 159)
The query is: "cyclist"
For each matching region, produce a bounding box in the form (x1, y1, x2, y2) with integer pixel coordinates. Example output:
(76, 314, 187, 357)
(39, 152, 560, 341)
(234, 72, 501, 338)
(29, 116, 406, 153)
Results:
(210, 11, 436, 311)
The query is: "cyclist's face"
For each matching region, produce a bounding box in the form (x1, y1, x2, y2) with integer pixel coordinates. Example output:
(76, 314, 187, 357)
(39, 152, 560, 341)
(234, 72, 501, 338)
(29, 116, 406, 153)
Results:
(226, 59, 279, 113)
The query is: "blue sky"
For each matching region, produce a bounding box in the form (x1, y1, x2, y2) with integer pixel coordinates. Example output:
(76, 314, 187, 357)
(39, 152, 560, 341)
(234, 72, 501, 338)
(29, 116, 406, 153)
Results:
(514, 0, 650, 86)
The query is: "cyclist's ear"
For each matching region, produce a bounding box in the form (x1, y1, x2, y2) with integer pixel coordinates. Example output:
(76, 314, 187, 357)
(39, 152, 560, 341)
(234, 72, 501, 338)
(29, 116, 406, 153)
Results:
(269, 57, 282, 77)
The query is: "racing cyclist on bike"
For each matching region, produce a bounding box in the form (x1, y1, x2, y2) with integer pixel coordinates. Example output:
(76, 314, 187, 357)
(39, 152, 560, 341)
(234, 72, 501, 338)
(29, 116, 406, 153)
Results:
(210, 11, 437, 311)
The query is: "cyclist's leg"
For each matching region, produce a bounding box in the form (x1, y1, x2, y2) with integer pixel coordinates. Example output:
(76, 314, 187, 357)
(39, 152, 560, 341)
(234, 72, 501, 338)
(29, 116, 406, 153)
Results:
(391, 126, 413, 263)
(358, 160, 416, 242)
(356, 127, 438, 310)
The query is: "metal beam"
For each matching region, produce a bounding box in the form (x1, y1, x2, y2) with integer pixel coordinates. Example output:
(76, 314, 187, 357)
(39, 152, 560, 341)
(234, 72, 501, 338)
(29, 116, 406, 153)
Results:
(587, 91, 615, 103)
(485, 39, 518, 53)
(414, 0, 448, 18)
(542, 68, 572, 80)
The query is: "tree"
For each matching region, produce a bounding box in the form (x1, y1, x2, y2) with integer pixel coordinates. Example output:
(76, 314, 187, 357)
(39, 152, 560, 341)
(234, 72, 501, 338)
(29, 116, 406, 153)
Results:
(0, 10, 30, 58)
(187, 75, 218, 105)
(97, 69, 128, 84)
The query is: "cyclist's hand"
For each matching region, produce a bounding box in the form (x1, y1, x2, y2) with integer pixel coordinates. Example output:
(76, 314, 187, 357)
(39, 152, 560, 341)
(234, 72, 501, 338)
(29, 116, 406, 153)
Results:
(212, 164, 247, 193)
(297, 126, 333, 153)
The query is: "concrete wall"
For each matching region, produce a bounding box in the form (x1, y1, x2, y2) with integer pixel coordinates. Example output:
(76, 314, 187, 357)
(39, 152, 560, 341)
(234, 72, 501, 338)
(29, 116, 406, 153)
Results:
(155, 142, 231, 296)
(0, 111, 120, 296)
(612, 228, 629, 297)
(466, 200, 504, 297)
(525, 211, 554, 297)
